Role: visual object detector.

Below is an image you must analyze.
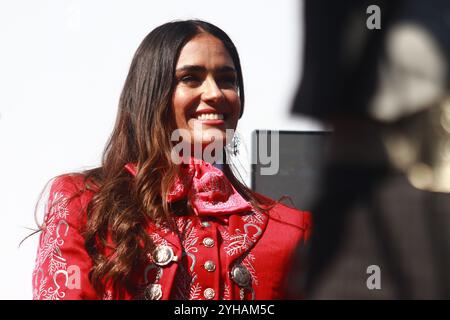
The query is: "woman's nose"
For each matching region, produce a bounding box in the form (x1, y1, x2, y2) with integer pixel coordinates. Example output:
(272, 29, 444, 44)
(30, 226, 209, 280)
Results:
(201, 76, 225, 103)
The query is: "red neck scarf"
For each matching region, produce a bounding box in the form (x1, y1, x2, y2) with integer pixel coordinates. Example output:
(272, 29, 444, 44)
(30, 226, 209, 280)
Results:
(124, 158, 252, 217)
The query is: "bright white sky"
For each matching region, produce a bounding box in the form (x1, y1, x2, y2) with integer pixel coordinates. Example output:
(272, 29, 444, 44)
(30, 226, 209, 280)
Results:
(0, 0, 322, 299)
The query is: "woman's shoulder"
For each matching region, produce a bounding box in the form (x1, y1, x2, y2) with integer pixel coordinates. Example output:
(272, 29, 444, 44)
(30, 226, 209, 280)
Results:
(49, 172, 100, 198)
(51, 172, 98, 191)
(44, 173, 98, 226)
(253, 192, 312, 232)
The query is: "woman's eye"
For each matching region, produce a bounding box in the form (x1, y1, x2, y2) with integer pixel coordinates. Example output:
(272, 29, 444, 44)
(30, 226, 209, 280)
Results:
(218, 76, 237, 87)
(180, 75, 200, 85)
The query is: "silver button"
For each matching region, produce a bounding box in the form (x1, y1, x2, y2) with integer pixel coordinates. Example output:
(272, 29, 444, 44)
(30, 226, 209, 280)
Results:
(201, 221, 211, 228)
(230, 264, 252, 288)
(203, 288, 215, 300)
(202, 237, 215, 248)
(151, 245, 178, 266)
(144, 284, 162, 300)
(204, 260, 216, 272)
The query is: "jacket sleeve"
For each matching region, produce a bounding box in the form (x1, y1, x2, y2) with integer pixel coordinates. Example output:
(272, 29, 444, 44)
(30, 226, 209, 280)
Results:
(32, 175, 99, 300)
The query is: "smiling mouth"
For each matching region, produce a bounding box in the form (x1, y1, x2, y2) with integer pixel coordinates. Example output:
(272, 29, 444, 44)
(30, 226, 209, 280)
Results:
(196, 113, 225, 121)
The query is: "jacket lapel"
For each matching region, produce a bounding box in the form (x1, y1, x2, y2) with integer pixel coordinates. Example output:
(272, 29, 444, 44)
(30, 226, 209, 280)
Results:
(222, 209, 269, 268)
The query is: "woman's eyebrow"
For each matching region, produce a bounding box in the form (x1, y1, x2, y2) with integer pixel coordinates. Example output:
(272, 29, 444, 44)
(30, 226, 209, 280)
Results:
(175, 65, 236, 73)
(215, 66, 236, 73)
(176, 65, 205, 73)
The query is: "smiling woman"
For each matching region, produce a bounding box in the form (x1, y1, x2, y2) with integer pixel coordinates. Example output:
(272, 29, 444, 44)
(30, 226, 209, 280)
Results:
(172, 33, 241, 147)
(31, 19, 311, 300)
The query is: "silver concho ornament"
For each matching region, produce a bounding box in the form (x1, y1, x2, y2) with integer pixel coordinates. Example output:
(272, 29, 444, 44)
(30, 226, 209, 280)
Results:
(230, 264, 252, 288)
(151, 245, 178, 267)
(144, 284, 162, 300)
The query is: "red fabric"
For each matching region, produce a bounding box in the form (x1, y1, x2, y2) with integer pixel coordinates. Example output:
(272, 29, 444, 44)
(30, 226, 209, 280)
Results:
(33, 160, 311, 300)
(32, 175, 98, 299)
(126, 158, 252, 216)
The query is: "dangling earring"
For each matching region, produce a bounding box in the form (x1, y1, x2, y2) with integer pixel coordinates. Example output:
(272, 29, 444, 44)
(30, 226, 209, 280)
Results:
(230, 133, 240, 156)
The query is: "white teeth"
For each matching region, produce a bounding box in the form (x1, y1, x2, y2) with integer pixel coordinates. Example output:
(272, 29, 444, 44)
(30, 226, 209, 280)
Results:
(197, 113, 224, 120)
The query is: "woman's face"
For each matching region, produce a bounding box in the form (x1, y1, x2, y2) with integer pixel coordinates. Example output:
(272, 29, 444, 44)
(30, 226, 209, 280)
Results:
(171, 33, 241, 151)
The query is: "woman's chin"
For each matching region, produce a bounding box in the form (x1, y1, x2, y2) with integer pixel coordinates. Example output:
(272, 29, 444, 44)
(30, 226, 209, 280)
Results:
(188, 135, 227, 158)
(191, 132, 226, 147)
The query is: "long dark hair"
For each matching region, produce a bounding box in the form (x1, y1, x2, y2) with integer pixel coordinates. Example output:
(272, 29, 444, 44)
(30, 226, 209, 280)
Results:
(39, 20, 273, 298)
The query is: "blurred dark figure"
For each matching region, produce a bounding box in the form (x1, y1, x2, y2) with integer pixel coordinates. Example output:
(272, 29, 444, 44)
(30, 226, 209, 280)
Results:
(289, 0, 450, 299)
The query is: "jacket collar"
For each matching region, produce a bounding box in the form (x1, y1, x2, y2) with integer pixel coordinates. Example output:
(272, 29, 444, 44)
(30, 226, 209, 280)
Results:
(124, 158, 252, 217)
(124, 158, 269, 269)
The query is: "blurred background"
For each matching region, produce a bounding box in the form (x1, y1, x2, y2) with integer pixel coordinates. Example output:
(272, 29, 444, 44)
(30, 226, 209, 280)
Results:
(285, 0, 450, 299)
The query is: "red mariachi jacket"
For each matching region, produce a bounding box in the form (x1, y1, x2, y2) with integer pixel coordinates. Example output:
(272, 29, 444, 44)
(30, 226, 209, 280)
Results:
(32, 159, 312, 300)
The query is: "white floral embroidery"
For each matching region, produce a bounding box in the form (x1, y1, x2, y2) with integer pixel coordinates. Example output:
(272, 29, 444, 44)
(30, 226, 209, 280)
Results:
(222, 284, 231, 300)
(44, 283, 66, 300)
(172, 218, 201, 300)
(242, 253, 258, 286)
(217, 209, 267, 299)
(242, 209, 265, 225)
(149, 233, 168, 246)
(189, 282, 202, 300)
(180, 220, 199, 255)
(33, 191, 71, 300)
(221, 209, 266, 258)
(222, 228, 254, 256)
(33, 269, 47, 299)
